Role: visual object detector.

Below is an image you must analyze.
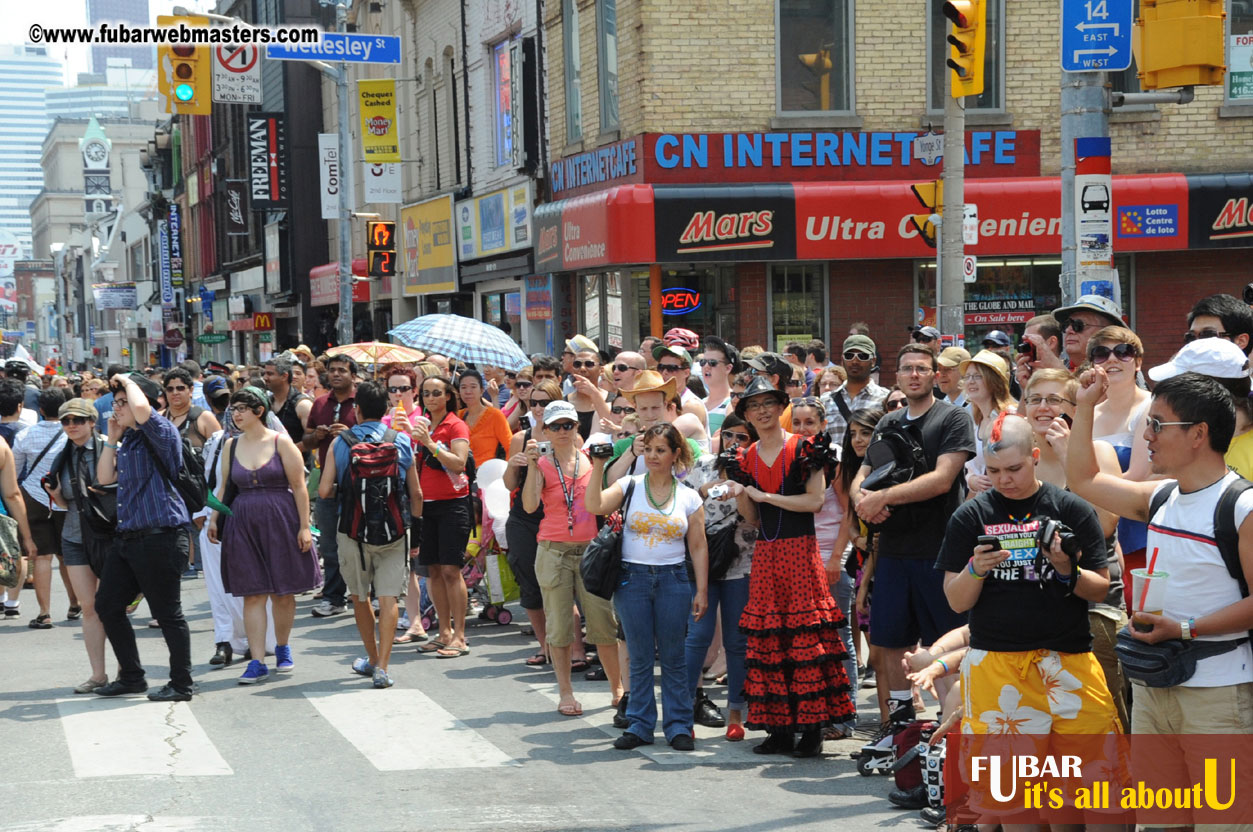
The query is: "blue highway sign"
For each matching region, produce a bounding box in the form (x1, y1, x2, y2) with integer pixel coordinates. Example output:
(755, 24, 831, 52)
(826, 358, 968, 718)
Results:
(1061, 0, 1133, 72)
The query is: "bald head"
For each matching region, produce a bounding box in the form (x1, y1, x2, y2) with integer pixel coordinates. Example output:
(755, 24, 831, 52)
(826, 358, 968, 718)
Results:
(611, 351, 647, 390)
(984, 414, 1035, 459)
(616, 351, 646, 370)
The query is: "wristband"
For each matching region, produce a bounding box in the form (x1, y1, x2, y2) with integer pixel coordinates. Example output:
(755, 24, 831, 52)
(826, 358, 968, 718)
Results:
(934, 657, 949, 674)
(1053, 569, 1075, 585)
(104, 442, 118, 450)
(967, 558, 987, 580)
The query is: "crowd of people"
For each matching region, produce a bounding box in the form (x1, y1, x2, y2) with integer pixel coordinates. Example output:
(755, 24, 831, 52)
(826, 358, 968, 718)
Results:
(5, 291, 1253, 822)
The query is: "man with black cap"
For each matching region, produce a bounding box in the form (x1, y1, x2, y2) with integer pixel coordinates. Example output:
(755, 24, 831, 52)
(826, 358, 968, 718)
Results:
(908, 325, 942, 356)
(94, 372, 194, 702)
(823, 334, 888, 448)
(700, 336, 739, 438)
(745, 352, 795, 432)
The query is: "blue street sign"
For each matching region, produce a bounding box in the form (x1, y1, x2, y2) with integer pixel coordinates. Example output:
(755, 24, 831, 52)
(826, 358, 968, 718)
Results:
(267, 33, 401, 65)
(1061, 0, 1133, 72)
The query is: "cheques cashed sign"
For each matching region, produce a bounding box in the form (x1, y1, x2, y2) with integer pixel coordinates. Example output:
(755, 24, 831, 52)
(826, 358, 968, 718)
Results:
(654, 185, 796, 261)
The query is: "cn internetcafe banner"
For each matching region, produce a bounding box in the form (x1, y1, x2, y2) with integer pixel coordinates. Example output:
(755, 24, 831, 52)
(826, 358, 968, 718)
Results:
(358, 79, 400, 164)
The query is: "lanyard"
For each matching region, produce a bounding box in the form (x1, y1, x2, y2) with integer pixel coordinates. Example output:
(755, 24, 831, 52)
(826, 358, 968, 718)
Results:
(552, 453, 580, 535)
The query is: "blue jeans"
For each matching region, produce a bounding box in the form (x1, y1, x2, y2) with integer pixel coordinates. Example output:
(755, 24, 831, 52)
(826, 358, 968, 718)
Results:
(315, 496, 347, 607)
(614, 562, 694, 743)
(833, 570, 858, 730)
(684, 576, 750, 713)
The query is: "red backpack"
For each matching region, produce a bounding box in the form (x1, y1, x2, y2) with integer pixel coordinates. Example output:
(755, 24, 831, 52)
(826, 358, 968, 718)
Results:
(337, 427, 408, 560)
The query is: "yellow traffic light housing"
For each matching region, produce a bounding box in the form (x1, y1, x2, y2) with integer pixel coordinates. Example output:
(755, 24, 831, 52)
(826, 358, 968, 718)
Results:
(798, 48, 834, 110)
(910, 180, 944, 248)
(368, 251, 397, 278)
(1132, 0, 1226, 90)
(157, 15, 211, 116)
(943, 0, 987, 98)
(366, 221, 397, 277)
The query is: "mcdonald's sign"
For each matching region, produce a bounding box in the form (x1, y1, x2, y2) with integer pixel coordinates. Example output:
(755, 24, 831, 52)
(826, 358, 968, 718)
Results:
(253, 312, 274, 331)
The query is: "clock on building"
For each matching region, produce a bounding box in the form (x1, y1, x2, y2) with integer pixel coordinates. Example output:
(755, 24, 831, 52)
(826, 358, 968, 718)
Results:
(83, 140, 108, 166)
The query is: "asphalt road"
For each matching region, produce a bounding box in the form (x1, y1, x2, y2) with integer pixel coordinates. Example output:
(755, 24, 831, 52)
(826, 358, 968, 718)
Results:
(0, 573, 934, 832)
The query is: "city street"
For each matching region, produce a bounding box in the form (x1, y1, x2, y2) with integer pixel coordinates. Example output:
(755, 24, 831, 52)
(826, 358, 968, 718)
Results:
(0, 575, 922, 832)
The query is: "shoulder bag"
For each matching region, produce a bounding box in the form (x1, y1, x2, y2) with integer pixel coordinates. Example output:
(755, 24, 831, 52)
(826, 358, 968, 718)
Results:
(580, 477, 637, 600)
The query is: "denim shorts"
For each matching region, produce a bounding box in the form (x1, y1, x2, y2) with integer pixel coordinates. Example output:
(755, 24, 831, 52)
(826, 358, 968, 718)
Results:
(61, 537, 90, 567)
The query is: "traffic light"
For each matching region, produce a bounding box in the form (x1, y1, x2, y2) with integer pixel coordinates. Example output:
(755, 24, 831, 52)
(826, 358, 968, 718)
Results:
(1132, 0, 1225, 90)
(798, 48, 834, 110)
(910, 180, 944, 248)
(943, 0, 986, 98)
(366, 221, 397, 277)
(157, 15, 211, 116)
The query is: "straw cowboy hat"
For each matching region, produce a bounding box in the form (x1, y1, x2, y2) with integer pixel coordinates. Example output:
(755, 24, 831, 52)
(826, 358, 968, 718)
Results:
(617, 369, 679, 403)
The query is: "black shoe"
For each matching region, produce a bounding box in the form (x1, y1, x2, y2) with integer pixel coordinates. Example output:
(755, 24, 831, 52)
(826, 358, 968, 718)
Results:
(613, 693, 630, 729)
(669, 733, 695, 751)
(94, 679, 148, 697)
(919, 806, 946, 825)
(694, 689, 726, 728)
(584, 665, 608, 681)
(209, 642, 233, 666)
(753, 731, 795, 755)
(147, 684, 193, 702)
(888, 784, 929, 810)
(792, 728, 823, 758)
(613, 732, 650, 750)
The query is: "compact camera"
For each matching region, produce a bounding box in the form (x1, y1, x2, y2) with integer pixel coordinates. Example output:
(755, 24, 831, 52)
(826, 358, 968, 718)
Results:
(1035, 517, 1081, 558)
(1017, 340, 1037, 362)
(589, 443, 615, 459)
(536, 441, 553, 456)
(709, 484, 729, 499)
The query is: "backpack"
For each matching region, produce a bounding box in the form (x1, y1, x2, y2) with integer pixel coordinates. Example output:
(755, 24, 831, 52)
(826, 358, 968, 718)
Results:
(48, 436, 117, 537)
(137, 429, 207, 515)
(337, 427, 408, 554)
(859, 417, 929, 531)
(1148, 477, 1253, 598)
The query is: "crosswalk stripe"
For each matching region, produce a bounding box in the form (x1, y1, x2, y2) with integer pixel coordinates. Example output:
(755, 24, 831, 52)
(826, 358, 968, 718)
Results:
(55, 698, 233, 778)
(1, 816, 223, 832)
(303, 689, 518, 770)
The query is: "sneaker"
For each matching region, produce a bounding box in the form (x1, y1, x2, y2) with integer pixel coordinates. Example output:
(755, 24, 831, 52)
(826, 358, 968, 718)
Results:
(669, 734, 695, 751)
(311, 601, 345, 617)
(275, 645, 294, 673)
(148, 684, 193, 702)
(372, 667, 393, 688)
(238, 660, 268, 685)
(95, 679, 148, 697)
(613, 732, 651, 750)
(397, 613, 410, 631)
(3, 601, 19, 617)
(351, 657, 375, 676)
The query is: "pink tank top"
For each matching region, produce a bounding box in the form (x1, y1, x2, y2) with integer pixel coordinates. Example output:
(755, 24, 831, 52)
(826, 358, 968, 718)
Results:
(537, 455, 598, 542)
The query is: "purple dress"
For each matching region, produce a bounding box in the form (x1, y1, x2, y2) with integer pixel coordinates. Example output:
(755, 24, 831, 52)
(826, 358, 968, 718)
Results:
(222, 438, 321, 596)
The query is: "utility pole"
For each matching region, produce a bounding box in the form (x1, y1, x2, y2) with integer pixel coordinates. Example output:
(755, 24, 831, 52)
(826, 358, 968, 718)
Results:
(332, 0, 355, 347)
(1059, 70, 1107, 306)
(939, 68, 965, 341)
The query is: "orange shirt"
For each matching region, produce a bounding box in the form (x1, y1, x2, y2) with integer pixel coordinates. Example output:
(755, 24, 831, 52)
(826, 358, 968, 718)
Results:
(460, 406, 513, 467)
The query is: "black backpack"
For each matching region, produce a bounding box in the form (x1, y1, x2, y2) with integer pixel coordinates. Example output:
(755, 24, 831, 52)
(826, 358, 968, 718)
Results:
(137, 429, 207, 515)
(860, 417, 929, 531)
(1149, 477, 1253, 598)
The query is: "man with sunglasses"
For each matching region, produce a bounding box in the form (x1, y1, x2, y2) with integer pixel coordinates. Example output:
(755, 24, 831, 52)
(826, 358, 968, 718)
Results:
(908, 325, 941, 355)
(11, 387, 68, 629)
(1186, 293, 1253, 355)
(699, 336, 739, 439)
(302, 354, 359, 618)
(653, 343, 711, 434)
(824, 334, 888, 448)
(566, 348, 611, 440)
(608, 351, 647, 396)
(1053, 294, 1123, 370)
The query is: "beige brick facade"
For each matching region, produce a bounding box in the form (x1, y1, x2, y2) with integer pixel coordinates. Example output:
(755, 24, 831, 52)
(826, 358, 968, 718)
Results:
(543, 0, 1253, 177)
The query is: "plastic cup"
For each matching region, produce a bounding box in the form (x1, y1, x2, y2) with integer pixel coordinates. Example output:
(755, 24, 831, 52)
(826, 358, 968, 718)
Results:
(1130, 568, 1169, 632)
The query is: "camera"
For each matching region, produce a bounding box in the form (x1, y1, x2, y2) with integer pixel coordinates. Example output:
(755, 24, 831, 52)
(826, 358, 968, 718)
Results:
(1244, 282, 1253, 306)
(709, 484, 729, 499)
(1017, 340, 1037, 362)
(1036, 517, 1080, 558)
(589, 443, 614, 459)
(40, 472, 58, 493)
(536, 441, 553, 456)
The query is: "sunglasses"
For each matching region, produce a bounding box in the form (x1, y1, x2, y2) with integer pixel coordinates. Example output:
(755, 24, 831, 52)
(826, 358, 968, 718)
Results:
(1090, 343, 1138, 364)
(612, 363, 640, 373)
(1183, 328, 1230, 344)
(1062, 318, 1092, 334)
(388, 385, 413, 394)
(1145, 416, 1198, 434)
(721, 430, 751, 444)
(885, 398, 906, 410)
(572, 360, 599, 369)
(506, 372, 517, 379)
(657, 363, 685, 373)
(786, 379, 805, 387)
(912, 333, 936, 343)
(611, 405, 635, 415)
(697, 358, 724, 367)
(515, 380, 533, 389)
(547, 421, 578, 432)
(421, 390, 448, 398)
(530, 399, 553, 408)
(60, 416, 91, 426)
(164, 385, 188, 392)
(843, 350, 872, 361)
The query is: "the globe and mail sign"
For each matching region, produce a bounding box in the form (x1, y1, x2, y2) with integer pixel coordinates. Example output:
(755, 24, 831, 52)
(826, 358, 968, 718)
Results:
(1061, 0, 1133, 72)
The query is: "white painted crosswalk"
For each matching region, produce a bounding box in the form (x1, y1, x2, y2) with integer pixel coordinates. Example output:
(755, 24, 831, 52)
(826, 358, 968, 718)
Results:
(55, 698, 232, 778)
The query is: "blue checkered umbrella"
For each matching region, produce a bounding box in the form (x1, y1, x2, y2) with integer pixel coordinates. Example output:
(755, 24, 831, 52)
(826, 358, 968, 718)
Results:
(388, 314, 530, 371)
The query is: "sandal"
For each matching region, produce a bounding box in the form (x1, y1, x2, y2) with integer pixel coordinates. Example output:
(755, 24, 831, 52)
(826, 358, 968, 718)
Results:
(29, 613, 52, 630)
(417, 640, 448, 653)
(393, 631, 429, 645)
(525, 653, 549, 667)
(570, 659, 590, 673)
(823, 725, 853, 741)
(125, 595, 143, 615)
(436, 646, 470, 659)
(67, 606, 82, 620)
(557, 698, 583, 717)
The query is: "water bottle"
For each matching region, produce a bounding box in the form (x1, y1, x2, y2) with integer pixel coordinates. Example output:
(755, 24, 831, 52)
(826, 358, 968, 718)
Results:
(436, 442, 469, 491)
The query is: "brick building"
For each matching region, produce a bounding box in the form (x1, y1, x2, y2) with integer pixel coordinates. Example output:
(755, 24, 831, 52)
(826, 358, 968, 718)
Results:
(533, 0, 1253, 378)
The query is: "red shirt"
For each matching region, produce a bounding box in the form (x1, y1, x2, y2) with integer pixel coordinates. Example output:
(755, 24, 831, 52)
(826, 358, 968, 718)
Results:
(419, 412, 471, 502)
(307, 390, 358, 468)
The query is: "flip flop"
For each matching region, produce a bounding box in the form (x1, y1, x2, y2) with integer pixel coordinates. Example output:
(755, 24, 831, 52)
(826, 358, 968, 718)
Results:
(435, 646, 469, 658)
(393, 631, 429, 645)
(558, 700, 583, 717)
(570, 659, 590, 672)
(417, 640, 448, 653)
(525, 653, 549, 667)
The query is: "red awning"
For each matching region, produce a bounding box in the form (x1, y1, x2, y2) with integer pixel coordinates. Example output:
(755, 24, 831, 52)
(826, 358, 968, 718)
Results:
(535, 184, 655, 271)
(310, 259, 371, 307)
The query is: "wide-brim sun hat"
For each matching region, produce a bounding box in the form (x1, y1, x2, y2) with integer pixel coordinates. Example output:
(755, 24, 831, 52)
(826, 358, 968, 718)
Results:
(958, 349, 1010, 381)
(617, 370, 679, 403)
(734, 376, 790, 417)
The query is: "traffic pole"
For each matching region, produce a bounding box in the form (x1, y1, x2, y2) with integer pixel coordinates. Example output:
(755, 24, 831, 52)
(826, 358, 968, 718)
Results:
(335, 0, 355, 347)
(939, 59, 966, 343)
(1059, 70, 1107, 306)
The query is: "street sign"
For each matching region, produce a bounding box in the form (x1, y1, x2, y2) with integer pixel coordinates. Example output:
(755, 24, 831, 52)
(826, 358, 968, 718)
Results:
(962, 254, 978, 283)
(164, 328, 184, 349)
(1061, 0, 1133, 72)
(197, 333, 228, 344)
(963, 203, 979, 245)
(266, 34, 402, 65)
(213, 44, 262, 104)
(913, 132, 944, 166)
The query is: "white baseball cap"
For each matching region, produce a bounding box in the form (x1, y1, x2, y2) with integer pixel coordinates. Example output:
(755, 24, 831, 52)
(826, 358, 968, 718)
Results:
(543, 400, 580, 425)
(1148, 338, 1251, 382)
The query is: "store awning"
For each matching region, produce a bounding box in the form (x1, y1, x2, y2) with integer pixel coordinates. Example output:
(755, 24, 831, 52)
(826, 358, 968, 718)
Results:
(310, 259, 371, 307)
(535, 184, 655, 271)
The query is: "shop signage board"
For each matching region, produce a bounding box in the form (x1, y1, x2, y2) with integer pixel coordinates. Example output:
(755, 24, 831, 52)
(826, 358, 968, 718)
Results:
(267, 33, 401, 64)
(92, 282, 137, 309)
(1074, 137, 1114, 287)
(1233, 34, 1253, 101)
(157, 219, 174, 308)
(224, 180, 249, 234)
(358, 80, 400, 164)
(363, 163, 402, 204)
(197, 333, 228, 344)
(318, 134, 339, 220)
(653, 184, 796, 261)
(1061, 0, 1133, 72)
(964, 295, 1035, 326)
(525, 275, 552, 320)
(247, 113, 289, 209)
(455, 181, 533, 261)
(168, 205, 183, 287)
(660, 287, 702, 316)
(1186, 172, 1253, 248)
(400, 194, 457, 296)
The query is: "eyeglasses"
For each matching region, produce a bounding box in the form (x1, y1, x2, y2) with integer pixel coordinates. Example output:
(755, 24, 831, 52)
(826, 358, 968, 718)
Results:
(744, 399, 780, 412)
(697, 358, 724, 367)
(1024, 394, 1076, 407)
(112, 399, 128, 409)
(657, 363, 685, 373)
(843, 350, 872, 362)
(721, 430, 751, 444)
(164, 385, 188, 392)
(898, 365, 934, 376)
(60, 416, 91, 426)
(786, 379, 805, 388)
(1145, 416, 1198, 434)
(611, 405, 636, 415)
(1062, 318, 1091, 334)
(530, 399, 553, 408)
(1090, 343, 1138, 364)
(547, 421, 578, 432)
(421, 390, 448, 398)
(515, 381, 533, 389)
(962, 372, 984, 383)
(388, 385, 413, 394)
(229, 404, 254, 414)
(885, 398, 906, 411)
(1183, 328, 1231, 344)
(612, 363, 641, 373)
(572, 360, 599, 369)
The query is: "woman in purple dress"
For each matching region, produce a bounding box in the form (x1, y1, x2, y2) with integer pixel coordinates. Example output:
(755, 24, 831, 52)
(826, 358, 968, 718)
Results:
(207, 387, 319, 685)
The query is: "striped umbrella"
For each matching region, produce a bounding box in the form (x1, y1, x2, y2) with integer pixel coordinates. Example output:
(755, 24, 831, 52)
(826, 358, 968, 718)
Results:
(328, 341, 427, 368)
(388, 314, 530, 371)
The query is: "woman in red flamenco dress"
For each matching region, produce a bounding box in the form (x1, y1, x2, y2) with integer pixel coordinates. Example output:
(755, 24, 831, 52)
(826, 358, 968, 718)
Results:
(720, 376, 855, 757)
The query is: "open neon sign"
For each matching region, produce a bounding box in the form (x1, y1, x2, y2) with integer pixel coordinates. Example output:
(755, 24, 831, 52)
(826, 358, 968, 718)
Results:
(660, 287, 702, 316)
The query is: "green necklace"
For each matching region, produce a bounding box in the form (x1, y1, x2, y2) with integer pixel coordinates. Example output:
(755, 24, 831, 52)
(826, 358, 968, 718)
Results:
(645, 474, 677, 514)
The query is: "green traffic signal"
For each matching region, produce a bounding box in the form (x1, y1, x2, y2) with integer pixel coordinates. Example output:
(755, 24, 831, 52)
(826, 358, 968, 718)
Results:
(175, 83, 194, 102)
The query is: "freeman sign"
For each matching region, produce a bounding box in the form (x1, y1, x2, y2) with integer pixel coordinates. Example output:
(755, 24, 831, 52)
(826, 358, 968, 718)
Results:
(247, 113, 288, 209)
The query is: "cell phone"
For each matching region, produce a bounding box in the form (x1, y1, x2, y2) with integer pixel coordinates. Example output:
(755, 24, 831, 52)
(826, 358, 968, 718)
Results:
(977, 535, 1000, 550)
(1061, 413, 1073, 427)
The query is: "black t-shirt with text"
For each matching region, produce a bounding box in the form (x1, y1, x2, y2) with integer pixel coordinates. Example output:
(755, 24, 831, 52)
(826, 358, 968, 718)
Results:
(935, 482, 1108, 653)
(872, 398, 976, 560)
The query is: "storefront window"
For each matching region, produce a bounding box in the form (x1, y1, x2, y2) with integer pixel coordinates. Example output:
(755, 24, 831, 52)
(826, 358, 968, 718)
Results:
(915, 255, 1133, 346)
(481, 290, 523, 346)
(632, 267, 735, 347)
(770, 263, 827, 352)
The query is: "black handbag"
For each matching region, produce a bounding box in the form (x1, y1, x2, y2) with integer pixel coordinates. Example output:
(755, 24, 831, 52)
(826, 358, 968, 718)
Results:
(1114, 626, 1248, 688)
(580, 479, 636, 600)
(705, 519, 739, 582)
